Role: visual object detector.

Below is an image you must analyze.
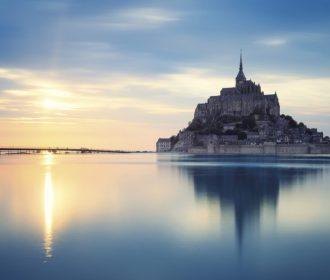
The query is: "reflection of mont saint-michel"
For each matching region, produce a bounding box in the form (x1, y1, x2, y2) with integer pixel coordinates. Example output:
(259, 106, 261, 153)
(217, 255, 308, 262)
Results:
(156, 53, 330, 155)
(170, 156, 325, 249)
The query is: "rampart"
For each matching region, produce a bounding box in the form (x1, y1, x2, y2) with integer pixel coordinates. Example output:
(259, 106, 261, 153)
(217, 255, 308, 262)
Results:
(187, 143, 330, 155)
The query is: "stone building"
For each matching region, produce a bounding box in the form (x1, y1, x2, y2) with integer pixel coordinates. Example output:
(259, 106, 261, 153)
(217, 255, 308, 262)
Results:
(246, 132, 260, 143)
(156, 138, 172, 152)
(311, 131, 323, 143)
(156, 52, 328, 154)
(220, 135, 238, 144)
(223, 123, 237, 131)
(194, 52, 280, 123)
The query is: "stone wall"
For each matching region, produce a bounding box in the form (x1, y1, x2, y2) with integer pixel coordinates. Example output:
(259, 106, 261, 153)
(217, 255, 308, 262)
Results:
(276, 144, 309, 154)
(183, 143, 330, 155)
(194, 90, 280, 121)
(309, 144, 330, 154)
(172, 131, 195, 152)
(188, 147, 207, 153)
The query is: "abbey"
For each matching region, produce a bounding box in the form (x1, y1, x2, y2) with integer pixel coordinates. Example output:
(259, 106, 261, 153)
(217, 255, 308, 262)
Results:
(156, 53, 329, 154)
(194, 53, 280, 123)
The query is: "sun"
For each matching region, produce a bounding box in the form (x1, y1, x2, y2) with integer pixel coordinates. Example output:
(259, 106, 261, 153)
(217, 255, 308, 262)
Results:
(43, 99, 57, 110)
(42, 98, 73, 111)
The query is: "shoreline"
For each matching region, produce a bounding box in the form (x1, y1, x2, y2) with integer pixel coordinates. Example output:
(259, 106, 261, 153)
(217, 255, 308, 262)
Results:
(168, 143, 330, 155)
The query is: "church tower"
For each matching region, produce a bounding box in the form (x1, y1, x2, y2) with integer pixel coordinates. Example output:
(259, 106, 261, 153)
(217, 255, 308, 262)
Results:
(235, 50, 246, 87)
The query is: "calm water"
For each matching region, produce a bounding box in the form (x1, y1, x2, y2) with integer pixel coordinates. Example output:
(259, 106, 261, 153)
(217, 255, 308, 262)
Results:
(1, 153, 330, 280)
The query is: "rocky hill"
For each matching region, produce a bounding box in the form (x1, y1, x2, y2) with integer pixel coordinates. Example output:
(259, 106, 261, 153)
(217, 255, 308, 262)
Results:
(156, 54, 327, 153)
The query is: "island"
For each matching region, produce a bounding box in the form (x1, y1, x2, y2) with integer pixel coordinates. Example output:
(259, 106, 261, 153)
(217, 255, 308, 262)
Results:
(156, 53, 330, 155)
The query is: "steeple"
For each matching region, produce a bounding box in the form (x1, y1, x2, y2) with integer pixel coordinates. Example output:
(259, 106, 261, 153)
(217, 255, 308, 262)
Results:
(236, 50, 246, 87)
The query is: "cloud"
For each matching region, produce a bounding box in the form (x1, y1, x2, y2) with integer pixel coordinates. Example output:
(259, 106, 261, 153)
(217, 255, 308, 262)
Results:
(255, 73, 330, 113)
(117, 7, 180, 26)
(0, 66, 216, 124)
(254, 73, 330, 133)
(2, 66, 330, 121)
(256, 37, 287, 47)
(255, 32, 329, 47)
(1, 65, 330, 149)
(73, 7, 181, 31)
(65, 41, 122, 60)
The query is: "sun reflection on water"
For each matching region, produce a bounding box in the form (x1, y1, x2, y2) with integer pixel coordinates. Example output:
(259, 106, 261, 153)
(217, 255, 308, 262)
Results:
(43, 151, 54, 166)
(43, 153, 54, 261)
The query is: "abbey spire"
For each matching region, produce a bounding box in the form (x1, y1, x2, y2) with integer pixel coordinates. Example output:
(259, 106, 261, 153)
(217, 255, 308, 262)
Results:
(236, 50, 246, 87)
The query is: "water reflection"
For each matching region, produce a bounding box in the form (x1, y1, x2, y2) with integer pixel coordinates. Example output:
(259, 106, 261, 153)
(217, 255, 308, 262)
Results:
(43, 153, 54, 261)
(44, 171, 54, 260)
(168, 156, 328, 250)
(0, 154, 329, 279)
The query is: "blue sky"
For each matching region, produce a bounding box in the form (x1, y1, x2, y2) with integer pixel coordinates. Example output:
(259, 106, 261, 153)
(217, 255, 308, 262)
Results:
(0, 0, 329, 149)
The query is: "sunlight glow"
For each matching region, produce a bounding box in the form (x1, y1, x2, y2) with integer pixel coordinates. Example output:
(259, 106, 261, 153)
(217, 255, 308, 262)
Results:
(43, 153, 54, 260)
(44, 171, 54, 260)
(1, 66, 330, 149)
(42, 98, 75, 111)
(43, 99, 57, 110)
(43, 152, 54, 166)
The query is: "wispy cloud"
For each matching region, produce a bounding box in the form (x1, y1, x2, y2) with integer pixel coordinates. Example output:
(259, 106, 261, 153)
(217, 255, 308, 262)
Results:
(1, 65, 330, 148)
(256, 37, 287, 47)
(74, 7, 181, 31)
(2, 67, 330, 119)
(0, 67, 213, 123)
(255, 32, 329, 47)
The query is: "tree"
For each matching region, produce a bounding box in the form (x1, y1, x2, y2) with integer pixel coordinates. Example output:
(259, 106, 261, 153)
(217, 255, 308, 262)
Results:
(284, 115, 298, 128)
(242, 116, 256, 130)
(238, 131, 247, 140)
(187, 119, 203, 131)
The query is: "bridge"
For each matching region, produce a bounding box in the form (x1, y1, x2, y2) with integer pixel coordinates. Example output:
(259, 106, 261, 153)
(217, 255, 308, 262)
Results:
(0, 147, 150, 155)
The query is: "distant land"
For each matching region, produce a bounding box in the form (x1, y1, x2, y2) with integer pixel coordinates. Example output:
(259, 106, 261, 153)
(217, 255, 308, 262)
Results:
(157, 53, 330, 155)
(0, 147, 153, 155)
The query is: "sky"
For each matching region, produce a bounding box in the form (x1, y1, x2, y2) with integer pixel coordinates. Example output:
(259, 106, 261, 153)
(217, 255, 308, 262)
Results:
(0, 0, 329, 150)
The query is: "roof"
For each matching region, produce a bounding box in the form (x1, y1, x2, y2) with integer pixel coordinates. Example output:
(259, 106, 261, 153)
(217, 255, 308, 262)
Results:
(236, 51, 246, 83)
(157, 138, 171, 143)
(220, 87, 236, 95)
(265, 93, 278, 99)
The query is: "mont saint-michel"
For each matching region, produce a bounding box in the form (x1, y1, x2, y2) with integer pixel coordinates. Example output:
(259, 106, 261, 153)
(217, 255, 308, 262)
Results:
(157, 54, 330, 155)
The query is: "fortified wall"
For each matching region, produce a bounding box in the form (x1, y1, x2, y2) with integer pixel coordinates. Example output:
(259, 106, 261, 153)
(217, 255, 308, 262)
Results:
(188, 143, 330, 155)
